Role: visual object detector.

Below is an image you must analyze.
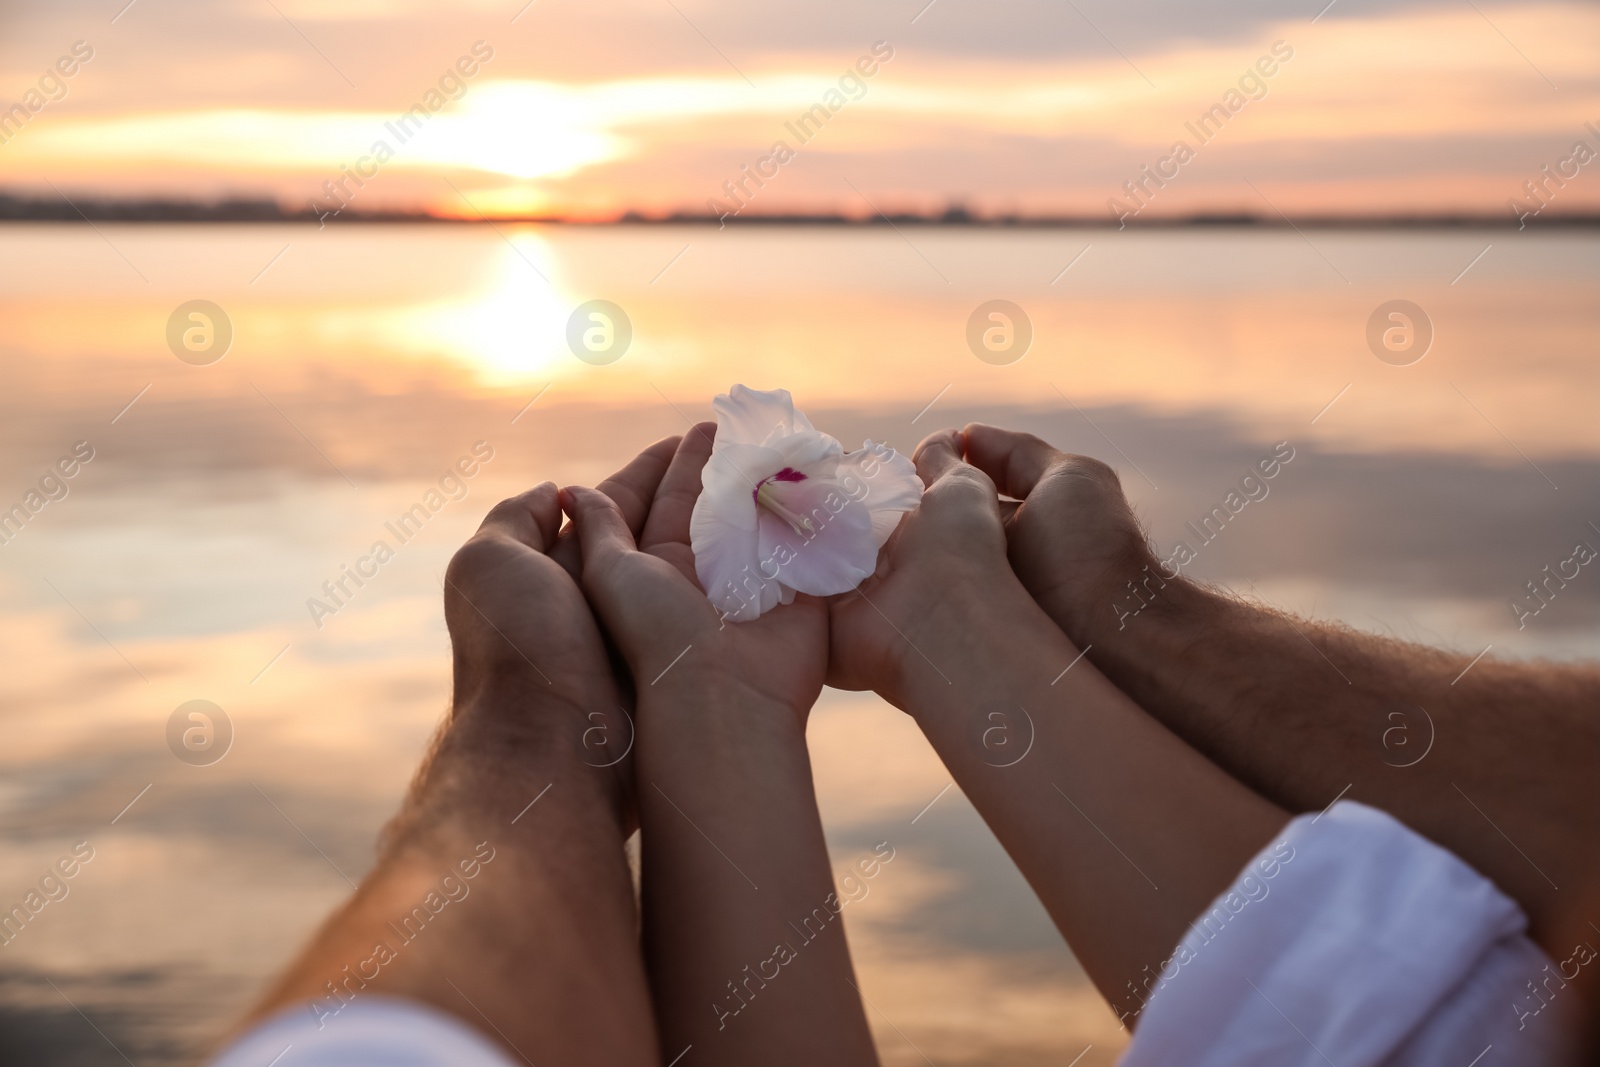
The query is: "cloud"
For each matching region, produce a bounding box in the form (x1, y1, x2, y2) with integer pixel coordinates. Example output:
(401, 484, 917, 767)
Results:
(3, 2, 1594, 215)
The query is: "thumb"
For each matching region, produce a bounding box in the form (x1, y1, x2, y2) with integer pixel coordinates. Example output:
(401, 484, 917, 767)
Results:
(561, 484, 639, 576)
(477, 482, 562, 552)
(961, 424, 1063, 500)
(561, 484, 686, 664)
(912, 428, 966, 488)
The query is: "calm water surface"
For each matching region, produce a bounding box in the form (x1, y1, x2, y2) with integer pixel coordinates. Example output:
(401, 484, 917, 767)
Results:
(0, 223, 1595, 1065)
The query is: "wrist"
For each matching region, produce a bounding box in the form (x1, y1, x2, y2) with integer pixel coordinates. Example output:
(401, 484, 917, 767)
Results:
(1081, 565, 1248, 710)
(639, 662, 814, 734)
(1051, 534, 1166, 643)
(391, 679, 630, 850)
(449, 651, 558, 715)
(893, 576, 1069, 718)
(1067, 530, 1193, 640)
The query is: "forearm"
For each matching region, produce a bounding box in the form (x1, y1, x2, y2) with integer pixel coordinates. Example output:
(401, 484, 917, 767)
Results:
(1075, 565, 1600, 945)
(635, 672, 878, 1067)
(892, 586, 1288, 1022)
(245, 682, 658, 1065)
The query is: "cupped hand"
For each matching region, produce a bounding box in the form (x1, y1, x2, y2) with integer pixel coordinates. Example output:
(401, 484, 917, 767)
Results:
(826, 428, 1023, 708)
(563, 425, 829, 723)
(441, 437, 680, 802)
(960, 423, 1152, 644)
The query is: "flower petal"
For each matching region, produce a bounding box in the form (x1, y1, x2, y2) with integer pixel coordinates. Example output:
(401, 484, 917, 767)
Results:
(755, 478, 879, 597)
(769, 429, 842, 475)
(713, 385, 815, 448)
(692, 507, 780, 622)
(693, 389, 920, 618)
(838, 441, 923, 546)
(691, 442, 784, 620)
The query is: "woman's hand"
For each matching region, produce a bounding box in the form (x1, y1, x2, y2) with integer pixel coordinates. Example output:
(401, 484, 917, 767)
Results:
(562, 424, 829, 724)
(565, 426, 877, 1067)
(828, 428, 1291, 1028)
(825, 428, 1023, 709)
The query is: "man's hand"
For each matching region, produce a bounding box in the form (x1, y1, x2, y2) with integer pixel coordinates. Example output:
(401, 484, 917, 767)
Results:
(240, 452, 686, 1067)
(439, 437, 680, 820)
(960, 422, 1600, 952)
(962, 423, 1154, 644)
(444, 482, 623, 706)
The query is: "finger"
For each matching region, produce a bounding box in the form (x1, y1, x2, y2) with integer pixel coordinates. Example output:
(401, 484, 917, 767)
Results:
(563, 485, 684, 657)
(961, 423, 1064, 500)
(639, 422, 716, 551)
(561, 485, 640, 574)
(912, 428, 966, 488)
(550, 435, 680, 576)
(913, 428, 1002, 525)
(599, 435, 683, 536)
(477, 482, 562, 552)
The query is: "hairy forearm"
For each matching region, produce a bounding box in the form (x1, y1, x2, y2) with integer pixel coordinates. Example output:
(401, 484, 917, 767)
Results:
(1075, 565, 1600, 947)
(635, 672, 878, 1067)
(244, 683, 658, 1065)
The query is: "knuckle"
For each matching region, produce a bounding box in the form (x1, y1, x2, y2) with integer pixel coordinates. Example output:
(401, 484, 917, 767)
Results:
(1014, 429, 1053, 453)
(585, 488, 623, 518)
(927, 465, 997, 513)
(913, 430, 958, 462)
(483, 494, 529, 526)
(446, 534, 511, 589)
(582, 529, 635, 581)
(1010, 431, 1061, 469)
(944, 464, 997, 497)
(1058, 455, 1121, 492)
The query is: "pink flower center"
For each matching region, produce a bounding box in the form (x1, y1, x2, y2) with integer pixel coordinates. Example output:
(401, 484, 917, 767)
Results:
(751, 467, 807, 499)
(753, 468, 814, 535)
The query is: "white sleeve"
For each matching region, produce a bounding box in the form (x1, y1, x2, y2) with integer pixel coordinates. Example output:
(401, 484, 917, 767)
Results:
(1119, 801, 1577, 1067)
(209, 995, 520, 1067)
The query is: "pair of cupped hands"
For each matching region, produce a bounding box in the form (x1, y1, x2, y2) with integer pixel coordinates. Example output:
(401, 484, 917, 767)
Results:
(442, 419, 1142, 809)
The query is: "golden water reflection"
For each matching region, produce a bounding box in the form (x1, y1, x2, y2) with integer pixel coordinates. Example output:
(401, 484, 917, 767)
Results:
(0, 223, 1593, 1066)
(4, 224, 1595, 457)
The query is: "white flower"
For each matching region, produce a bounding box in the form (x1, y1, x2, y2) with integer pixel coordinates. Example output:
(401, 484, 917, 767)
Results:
(690, 385, 922, 622)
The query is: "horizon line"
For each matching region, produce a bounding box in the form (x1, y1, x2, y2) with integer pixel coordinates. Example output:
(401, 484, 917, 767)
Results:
(0, 192, 1593, 229)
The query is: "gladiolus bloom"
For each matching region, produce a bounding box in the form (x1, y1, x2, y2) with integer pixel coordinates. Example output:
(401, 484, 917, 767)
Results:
(690, 385, 922, 621)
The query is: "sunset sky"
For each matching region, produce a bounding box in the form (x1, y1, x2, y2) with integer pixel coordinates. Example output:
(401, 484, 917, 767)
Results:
(2, 0, 1597, 219)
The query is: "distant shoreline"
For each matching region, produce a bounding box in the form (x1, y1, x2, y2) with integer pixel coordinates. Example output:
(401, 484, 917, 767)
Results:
(1, 195, 1595, 229)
